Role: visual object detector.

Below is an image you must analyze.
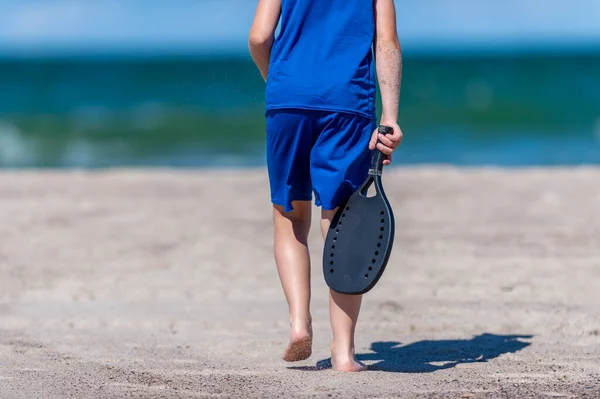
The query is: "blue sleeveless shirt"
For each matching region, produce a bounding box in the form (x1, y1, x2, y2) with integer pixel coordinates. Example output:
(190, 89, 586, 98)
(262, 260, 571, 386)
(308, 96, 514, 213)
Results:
(265, 0, 376, 119)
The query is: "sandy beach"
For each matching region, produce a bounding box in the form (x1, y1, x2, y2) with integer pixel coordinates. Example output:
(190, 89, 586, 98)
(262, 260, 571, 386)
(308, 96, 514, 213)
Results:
(0, 167, 599, 398)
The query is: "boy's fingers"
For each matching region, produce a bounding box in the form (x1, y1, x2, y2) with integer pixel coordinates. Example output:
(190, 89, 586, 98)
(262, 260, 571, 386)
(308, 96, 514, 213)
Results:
(392, 129, 403, 143)
(373, 125, 403, 157)
(369, 129, 379, 150)
(389, 126, 403, 142)
(377, 133, 395, 148)
(373, 124, 402, 165)
(376, 142, 393, 155)
(378, 125, 403, 147)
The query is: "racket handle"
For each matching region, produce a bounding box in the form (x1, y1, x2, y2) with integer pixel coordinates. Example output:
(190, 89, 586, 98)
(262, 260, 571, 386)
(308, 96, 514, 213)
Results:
(369, 125, 393, 176)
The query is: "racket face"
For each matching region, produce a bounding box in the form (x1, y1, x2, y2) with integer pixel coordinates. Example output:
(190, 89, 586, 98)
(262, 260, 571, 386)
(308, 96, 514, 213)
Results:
(323, 176, 395, 295)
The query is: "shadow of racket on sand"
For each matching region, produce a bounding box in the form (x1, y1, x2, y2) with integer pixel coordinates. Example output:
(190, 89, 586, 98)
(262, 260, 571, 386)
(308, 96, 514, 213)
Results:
(288, 333, 533, 373)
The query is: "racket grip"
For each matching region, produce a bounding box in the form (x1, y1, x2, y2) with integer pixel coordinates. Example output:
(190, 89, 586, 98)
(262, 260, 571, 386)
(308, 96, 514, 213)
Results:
(369, 125, 393, 176)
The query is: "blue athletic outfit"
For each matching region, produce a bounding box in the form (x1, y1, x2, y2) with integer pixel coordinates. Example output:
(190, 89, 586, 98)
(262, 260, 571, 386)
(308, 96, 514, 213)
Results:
(265, 0, 377, 212)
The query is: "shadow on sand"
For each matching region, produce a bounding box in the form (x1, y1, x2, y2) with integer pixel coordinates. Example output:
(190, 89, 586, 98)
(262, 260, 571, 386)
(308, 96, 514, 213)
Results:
(288, 333, 533, 373)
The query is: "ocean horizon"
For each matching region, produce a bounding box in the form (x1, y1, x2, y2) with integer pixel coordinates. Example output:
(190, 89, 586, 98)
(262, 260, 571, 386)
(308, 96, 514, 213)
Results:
(0, 52, 599, 169)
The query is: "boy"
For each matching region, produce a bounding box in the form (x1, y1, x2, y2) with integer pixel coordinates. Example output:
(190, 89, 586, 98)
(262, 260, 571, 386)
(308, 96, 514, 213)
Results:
(249, 0, 403, 372)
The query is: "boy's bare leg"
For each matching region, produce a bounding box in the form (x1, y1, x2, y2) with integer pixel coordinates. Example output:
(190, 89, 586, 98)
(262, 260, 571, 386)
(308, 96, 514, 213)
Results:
(321, 209, 367, 372)
(273, 201, 313, 361)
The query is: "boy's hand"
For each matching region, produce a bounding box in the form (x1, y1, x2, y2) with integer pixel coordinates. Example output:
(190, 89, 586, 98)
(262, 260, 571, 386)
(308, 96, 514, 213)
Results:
(368, 122, 403, 165)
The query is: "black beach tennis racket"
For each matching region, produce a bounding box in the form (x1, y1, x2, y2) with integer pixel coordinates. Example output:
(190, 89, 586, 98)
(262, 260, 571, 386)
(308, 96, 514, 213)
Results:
(323, 125, 395, 295)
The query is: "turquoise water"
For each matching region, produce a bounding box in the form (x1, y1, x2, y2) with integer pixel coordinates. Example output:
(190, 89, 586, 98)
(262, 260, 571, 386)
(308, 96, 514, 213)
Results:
(0, 55, 599, 168)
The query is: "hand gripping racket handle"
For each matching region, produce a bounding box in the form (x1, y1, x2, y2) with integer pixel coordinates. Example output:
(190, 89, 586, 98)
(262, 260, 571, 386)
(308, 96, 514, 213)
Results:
(369, 125, 393, 176)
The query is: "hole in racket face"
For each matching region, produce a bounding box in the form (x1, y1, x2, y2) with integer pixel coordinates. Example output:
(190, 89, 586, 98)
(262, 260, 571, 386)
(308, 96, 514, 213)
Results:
(365, 182, 377, 198)
(364, 274, 369, 279)
(368, 266, 373, 271)
(330, 269, 334, 273)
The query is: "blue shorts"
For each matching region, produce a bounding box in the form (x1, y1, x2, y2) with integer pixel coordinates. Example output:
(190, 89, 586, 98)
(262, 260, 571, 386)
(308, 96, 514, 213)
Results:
(266, 109, 376, 212)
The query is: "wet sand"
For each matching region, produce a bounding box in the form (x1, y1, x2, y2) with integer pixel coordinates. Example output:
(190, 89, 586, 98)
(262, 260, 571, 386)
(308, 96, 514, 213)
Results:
(0, 167, 599, 398)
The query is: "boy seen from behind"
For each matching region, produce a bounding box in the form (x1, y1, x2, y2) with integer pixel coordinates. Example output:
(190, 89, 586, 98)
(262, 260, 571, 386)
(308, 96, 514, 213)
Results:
(249, 0, 403, 372)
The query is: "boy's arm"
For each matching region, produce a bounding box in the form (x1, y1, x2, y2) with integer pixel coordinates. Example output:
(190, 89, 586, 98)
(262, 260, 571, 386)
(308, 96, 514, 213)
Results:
(248, 0, 282, 81)
(369, 0, 403, 165)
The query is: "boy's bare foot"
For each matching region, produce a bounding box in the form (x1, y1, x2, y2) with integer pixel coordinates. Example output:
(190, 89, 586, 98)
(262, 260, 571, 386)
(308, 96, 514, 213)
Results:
(330, 345, 368, 372)
(331, 356, 367, 372)
(282, 323, 312, 362)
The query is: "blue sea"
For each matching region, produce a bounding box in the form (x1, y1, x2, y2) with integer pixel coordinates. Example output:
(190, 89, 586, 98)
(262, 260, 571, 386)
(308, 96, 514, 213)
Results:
(0, 54, 599, 168)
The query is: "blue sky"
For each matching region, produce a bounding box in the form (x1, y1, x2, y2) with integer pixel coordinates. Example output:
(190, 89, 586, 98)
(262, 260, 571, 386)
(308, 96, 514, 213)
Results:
(1, 0, 599, 56)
